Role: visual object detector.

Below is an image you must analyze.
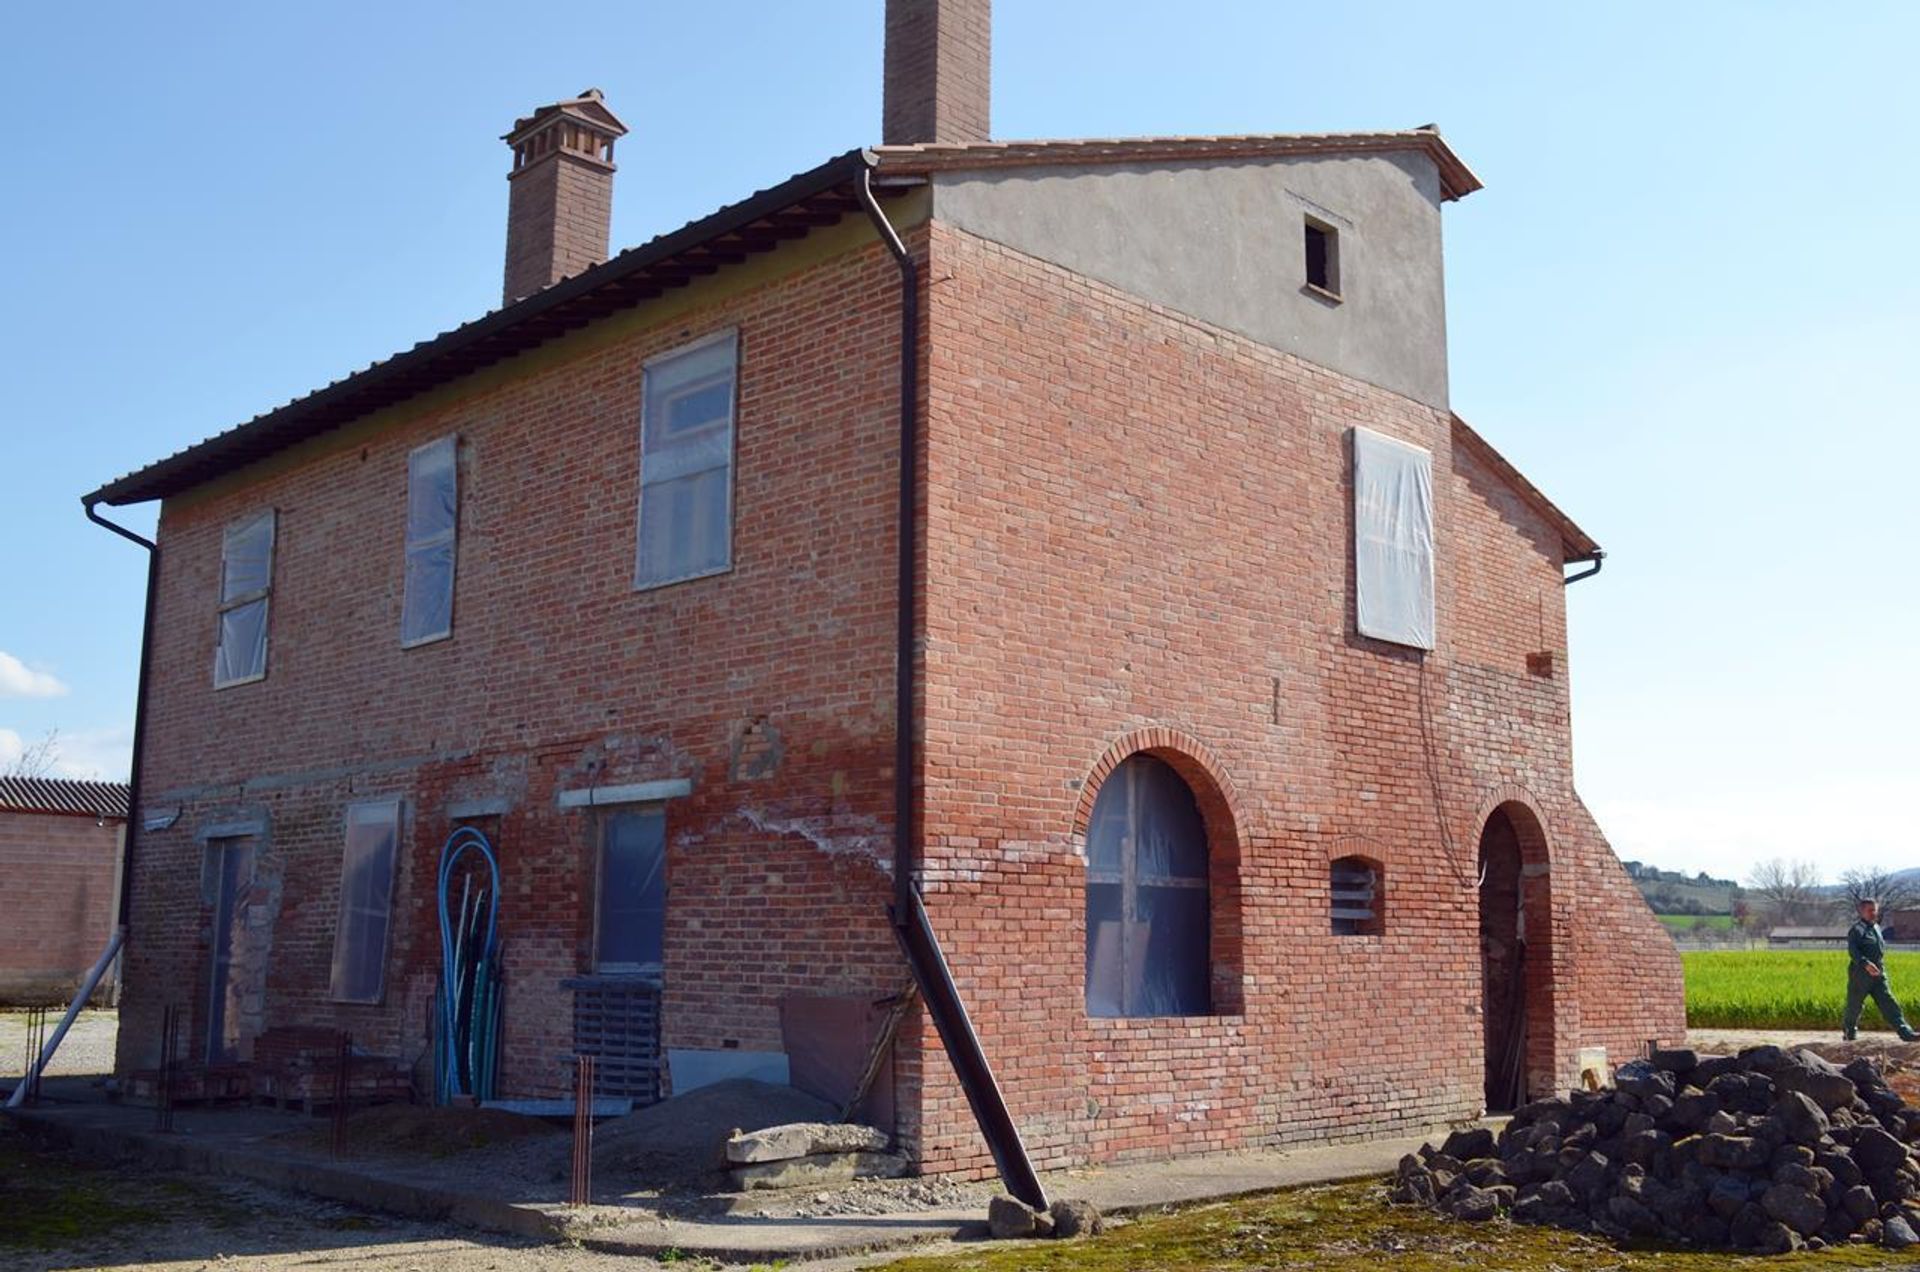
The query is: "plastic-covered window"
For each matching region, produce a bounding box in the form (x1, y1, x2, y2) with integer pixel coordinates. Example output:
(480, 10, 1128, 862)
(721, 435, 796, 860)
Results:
(597, 808, 666, 975)
(214, 510, 275, 687)
(402, 436, 458, 646)
(1353, 427, 1435, 649)
(1085, 755, 1211, 1017)
(330, 800, 399, 1003)
(635, 332, 737, 589)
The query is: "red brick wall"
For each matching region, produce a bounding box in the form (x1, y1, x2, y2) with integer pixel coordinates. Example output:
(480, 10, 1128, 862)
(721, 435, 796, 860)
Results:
(909, 222, 1682, 1175)
(0, 811, 121, 1004)
(116, 196, 1682, 1175)
(117, 231, 916, 1092)
(504, 153, 616, 304)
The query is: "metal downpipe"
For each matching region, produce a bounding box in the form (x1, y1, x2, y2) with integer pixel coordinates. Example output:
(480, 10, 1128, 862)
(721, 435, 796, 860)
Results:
(855, 166, 1048, 1212)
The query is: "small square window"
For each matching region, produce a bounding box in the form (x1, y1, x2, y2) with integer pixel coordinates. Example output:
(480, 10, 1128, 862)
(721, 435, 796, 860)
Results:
(1304, 217, 1341, 299)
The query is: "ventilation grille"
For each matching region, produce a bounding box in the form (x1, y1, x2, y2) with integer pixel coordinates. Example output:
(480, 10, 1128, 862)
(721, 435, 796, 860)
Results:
(565, 976, 661, 1104)
(1331, 861, 1378, 935)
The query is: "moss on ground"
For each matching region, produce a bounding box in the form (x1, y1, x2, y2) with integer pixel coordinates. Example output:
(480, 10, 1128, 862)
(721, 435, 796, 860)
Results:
(0, 1117, 244, 1252)
(884, 1182, 1920, 1271)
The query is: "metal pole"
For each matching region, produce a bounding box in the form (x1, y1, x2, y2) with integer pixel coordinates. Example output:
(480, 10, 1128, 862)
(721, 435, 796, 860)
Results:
(7, 926, 125, 1109)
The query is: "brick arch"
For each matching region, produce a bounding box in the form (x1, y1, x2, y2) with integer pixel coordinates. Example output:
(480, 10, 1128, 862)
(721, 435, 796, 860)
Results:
(1472, 787, 1559, 1110)
(1466, 784, 1553, 868)
(1071, 727, 1241, 848)
(1071, 727, 1244, 1015)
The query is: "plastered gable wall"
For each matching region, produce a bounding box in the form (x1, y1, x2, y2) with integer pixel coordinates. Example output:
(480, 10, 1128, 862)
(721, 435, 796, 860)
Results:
(116, 219, 922, 1098)
(911, 220, 1682, 1176)
(929, 151, 1451, 409)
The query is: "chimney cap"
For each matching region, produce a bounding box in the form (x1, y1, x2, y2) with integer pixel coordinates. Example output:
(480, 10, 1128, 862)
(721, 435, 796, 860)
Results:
(503, 88, 630, 145)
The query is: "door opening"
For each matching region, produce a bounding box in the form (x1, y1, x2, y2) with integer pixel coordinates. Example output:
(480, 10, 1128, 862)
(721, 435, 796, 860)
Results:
(1478, 809, 1527, 1112)
(205, 837, 257, 1063)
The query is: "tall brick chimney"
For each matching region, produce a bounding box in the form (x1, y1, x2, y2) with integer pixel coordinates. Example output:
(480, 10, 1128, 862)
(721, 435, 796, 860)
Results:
(501, 89, 629, 305)
(883, 0, 991, 145)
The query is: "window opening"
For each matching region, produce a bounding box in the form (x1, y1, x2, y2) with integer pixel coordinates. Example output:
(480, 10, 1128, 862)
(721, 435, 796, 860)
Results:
(330, 800, 400, 1003)
(1331, 856, 1382, 935)
(1085, 755, 1212, 1017)
(215, 510, 275, 686)
(636, 332, 738, 588)
(1304, 216, 1341, 297)
(597, 807, 666, 975)
(402, 436, 458, 645)
(1352, 427, 1436, 649)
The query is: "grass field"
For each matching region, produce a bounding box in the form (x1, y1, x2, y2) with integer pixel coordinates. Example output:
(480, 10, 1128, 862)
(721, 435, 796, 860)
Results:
(1657, 914, 1736, 931)
(1684, 949, 1920, 1031)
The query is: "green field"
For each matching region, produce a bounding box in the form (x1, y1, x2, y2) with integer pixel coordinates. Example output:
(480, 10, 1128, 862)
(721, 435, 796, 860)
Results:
(1657, 914, 1736, 931)
(1684, 949, 1920, 1031)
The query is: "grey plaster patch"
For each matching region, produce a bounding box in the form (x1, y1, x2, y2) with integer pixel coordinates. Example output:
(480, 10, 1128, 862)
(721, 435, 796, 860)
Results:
(931, 151, 1451, 408)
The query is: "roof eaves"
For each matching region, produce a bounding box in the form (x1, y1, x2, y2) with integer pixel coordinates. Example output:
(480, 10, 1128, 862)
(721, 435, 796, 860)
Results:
(86, 147, 879, 508)
(872, 130, 1483, 201)
(1450, 413, 1600, 562)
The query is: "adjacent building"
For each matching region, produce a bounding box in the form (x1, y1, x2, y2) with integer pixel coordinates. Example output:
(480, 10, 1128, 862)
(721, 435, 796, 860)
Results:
(0, 776, 128, 1006)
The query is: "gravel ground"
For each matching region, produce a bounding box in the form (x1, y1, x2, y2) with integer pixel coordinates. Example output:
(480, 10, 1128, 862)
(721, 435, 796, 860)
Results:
(0, 1008, 116, 1080)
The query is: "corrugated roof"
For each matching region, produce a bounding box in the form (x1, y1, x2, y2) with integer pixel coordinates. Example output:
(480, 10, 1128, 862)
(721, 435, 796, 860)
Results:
(873, 129, 1482, 201)
(1450, 414, 1601, 563)
(0, 776, 130, 820)
(87, 129, 1483, 508)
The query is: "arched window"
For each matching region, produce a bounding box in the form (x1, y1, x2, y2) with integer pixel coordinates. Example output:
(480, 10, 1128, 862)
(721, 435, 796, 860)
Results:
(1331, 856, 1383, 936)
(1085, 755, 1211, 1017)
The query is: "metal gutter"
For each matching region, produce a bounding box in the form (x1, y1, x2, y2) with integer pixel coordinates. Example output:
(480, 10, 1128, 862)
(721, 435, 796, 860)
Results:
(856, 167, 1049, 1213)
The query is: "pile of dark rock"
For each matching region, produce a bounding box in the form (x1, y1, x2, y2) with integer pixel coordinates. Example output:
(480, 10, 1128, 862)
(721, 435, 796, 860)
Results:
(1392, 1045, 1920, 1255)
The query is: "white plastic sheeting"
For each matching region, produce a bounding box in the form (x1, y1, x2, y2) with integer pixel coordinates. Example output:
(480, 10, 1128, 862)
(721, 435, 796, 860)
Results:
(330, 800, 400, 1004)
(1352, 427, 1435, 650)
(403, 436, 458, 645)
(214, 510, 274, 686)
(636, 331, 737, 588)
(1085, 755, 1212, 1018)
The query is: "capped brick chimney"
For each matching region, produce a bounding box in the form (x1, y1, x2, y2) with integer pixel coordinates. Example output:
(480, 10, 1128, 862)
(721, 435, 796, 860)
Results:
(883, 0, 991, 145)
(502, 89, 629, 305)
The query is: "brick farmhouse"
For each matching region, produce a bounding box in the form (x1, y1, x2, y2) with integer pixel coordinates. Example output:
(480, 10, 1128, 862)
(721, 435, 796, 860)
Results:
(85, 0, 1681, 1178)
(0, 777, 128, 1006)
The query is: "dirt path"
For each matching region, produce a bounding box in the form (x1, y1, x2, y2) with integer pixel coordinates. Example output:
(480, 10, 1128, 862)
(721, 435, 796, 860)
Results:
(0, 1119, 674, 1272)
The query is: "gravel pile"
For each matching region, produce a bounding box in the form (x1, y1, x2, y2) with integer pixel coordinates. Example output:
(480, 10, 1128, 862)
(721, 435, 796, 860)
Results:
(1393, 1045, 1920, 1254)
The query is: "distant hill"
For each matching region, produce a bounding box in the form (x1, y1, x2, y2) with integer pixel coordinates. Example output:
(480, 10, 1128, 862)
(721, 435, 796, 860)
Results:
(1619, 860, 1740, 916)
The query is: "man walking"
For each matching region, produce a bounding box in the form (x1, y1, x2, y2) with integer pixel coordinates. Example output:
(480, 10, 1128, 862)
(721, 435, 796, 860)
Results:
(1845, 897, 1919, 1042)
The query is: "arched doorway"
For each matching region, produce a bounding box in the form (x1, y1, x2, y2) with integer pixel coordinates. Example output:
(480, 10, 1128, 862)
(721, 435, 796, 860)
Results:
(1478, 804, 1542, 1111)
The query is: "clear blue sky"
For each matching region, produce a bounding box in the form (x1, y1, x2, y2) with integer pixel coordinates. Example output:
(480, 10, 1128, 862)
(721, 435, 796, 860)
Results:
(2, 2, 1914, 884)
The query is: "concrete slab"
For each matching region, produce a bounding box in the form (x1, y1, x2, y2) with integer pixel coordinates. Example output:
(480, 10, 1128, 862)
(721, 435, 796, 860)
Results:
(6, 1087, 1470, 1265)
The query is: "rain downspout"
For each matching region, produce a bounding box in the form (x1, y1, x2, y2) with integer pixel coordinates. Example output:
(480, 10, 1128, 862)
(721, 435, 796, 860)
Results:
(8, 499, 155, 1107)
(855, 164, 1049, 1212)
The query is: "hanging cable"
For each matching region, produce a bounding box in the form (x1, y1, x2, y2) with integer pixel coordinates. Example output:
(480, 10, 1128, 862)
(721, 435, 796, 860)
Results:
(437, 826, 501, 1103)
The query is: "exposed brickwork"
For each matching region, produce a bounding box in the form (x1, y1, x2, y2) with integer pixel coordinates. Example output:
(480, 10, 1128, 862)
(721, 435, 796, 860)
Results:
(0, 810, 122, 1004)
(908, 222, 1683, 1176)
(117, 231, 918, 1091)
(505, 152, 617, 304)
(114, 198, 1682, 1176)
(883, 0, 992, 145)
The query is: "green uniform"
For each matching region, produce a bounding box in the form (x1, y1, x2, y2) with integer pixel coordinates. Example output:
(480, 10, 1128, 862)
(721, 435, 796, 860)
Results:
(1844, 917, 1918, 1040)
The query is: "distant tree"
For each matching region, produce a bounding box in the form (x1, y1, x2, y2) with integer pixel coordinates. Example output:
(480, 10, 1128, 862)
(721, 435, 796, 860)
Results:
(1840, 867, 1920, 920)
(1748, 858, 1824, 926)
(1, 727, 59, 779)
